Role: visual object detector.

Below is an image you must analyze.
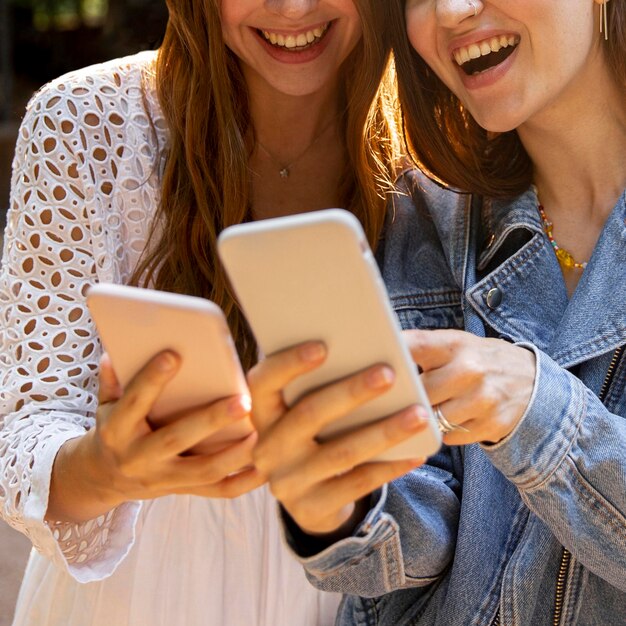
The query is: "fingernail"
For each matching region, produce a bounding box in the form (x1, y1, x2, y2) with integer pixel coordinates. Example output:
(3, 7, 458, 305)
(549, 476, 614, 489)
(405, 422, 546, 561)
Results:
(400, 406, 426, 430)
(229, 395, 251, 417)
(366, 366, 394, 389)
(299, 342, 326, 363)
(157, 351, 177, 372)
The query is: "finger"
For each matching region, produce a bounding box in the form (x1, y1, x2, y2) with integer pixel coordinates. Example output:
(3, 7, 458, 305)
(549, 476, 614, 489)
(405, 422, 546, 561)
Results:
(184, 467, 266, 499)
(272, 405, 430, 498)
(98, 352, 123, 404)
(133, 394, 251, 460)
(254, 364, 396, 472)
(419, 362, 474, 407)
(404, 328, 469, 372)
(283, 459, 423, 535)
(171, 431, 259, 486)
(104, 351, 180, 443)
(247, 342, 327, 431)
(441, 420, 484, 446)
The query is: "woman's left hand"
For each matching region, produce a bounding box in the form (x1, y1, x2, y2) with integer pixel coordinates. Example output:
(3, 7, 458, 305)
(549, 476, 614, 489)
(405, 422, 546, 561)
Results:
(405, 329, 536, 445)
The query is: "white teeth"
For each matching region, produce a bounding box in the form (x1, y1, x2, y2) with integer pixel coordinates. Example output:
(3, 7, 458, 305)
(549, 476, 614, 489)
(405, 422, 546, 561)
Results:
(260, 23, 329, 49)
(453, 34, 520, 66)
(468, 44, 481, 59)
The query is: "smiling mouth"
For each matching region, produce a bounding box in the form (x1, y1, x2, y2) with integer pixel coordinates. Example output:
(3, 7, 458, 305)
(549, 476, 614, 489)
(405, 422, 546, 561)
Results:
(257, 22, 332, 51)
(454, 35, 520, 75)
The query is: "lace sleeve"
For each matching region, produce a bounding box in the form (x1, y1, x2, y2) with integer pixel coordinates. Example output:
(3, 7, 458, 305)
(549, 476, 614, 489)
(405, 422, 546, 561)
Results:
(0, 76, 142, 583)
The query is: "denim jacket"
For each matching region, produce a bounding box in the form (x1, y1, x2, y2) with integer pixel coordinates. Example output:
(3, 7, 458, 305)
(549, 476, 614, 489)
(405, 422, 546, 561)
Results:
(288, 170, 626, 626)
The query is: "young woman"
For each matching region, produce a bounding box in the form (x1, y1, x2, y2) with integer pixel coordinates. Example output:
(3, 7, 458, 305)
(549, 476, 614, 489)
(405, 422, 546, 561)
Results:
(0, 1, 400, 625)
(248, 1, 626, 624)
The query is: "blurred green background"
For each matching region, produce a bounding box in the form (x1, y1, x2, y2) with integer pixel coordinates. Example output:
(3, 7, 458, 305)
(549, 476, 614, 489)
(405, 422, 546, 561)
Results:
(0, 0, 169, 227)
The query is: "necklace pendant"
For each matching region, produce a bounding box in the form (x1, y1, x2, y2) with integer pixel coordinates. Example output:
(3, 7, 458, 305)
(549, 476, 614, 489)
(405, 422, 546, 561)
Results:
(279, 168, 290, 179)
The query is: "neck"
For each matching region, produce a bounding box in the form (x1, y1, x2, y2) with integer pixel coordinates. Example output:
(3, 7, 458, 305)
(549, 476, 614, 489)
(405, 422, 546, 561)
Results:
(517, 60, 626, 221)
(242, 66, 348, 221)
(244, 68, 344, 154)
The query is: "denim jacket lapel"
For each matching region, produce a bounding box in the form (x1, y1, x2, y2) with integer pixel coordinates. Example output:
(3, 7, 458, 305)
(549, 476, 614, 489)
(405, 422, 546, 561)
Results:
(464, 189, 626, 368)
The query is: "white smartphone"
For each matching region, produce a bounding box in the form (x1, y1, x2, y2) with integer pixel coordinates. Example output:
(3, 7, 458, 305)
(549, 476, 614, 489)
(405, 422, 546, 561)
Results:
(86, 283, 253, 453)
(218, 209, 441, 461)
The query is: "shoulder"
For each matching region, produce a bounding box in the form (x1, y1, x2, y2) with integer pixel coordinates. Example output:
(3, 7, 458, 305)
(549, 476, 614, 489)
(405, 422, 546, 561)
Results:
(20, 51, 162, 151)
(380, 168, 466, 331)
(26, 50, 158, 110)
(394, 168, 470, 219)
(387, 168, 471, 252)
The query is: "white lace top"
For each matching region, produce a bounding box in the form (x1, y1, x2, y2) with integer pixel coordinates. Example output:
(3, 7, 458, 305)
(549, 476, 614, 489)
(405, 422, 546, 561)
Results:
(1, 52, 339, 625)
(0, 51, 166, 580)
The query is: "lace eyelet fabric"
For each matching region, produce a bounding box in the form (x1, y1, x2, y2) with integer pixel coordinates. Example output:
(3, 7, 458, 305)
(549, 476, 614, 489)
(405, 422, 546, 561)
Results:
(0, 51, 164, 578)
(0, 52, 342, 626)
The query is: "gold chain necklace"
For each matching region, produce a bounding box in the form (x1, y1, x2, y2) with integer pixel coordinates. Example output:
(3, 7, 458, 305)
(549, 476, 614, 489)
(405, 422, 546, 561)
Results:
(255, 118, 337, 179)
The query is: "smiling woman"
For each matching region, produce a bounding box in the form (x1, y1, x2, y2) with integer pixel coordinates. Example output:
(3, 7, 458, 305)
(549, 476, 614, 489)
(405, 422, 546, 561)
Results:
(257, 1, 626, 625)
(0, 1, 401, 625)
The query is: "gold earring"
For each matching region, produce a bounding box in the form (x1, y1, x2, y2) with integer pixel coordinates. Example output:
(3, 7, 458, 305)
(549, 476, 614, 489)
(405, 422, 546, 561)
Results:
(600, 1, 609, 41)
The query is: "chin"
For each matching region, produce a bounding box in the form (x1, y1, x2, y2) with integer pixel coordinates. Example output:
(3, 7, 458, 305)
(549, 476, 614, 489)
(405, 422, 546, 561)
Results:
(468, 108, 525, 134)
(268, 77, 333, 98)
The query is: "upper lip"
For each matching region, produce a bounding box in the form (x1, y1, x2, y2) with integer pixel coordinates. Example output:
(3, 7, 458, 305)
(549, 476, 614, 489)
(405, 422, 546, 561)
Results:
(448, 28, 520, 58)
(253, 20, 332, 37)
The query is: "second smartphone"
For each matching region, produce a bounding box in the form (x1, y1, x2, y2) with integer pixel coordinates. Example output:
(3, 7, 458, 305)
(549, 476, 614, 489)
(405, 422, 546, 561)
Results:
(218, 209, 441, 461)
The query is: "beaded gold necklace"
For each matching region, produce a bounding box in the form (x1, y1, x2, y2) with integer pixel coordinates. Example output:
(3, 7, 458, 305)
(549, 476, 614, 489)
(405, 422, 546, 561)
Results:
(537, 203, 588, 270)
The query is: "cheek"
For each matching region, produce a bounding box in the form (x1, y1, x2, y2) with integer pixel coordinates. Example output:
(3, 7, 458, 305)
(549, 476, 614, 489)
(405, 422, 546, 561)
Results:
(404, 7, 431, 62)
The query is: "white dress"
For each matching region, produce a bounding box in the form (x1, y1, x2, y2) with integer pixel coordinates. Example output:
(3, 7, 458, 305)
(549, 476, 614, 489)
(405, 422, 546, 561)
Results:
(0, 51, 340, 626)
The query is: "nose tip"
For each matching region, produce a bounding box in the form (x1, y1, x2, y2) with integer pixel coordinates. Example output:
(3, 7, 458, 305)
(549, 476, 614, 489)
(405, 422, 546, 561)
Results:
(266, 0, 318, 19)
(436, 0, 481, 28)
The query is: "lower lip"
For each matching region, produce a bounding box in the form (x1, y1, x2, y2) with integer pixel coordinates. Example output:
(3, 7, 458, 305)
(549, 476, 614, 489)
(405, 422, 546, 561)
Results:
(457, 45, 519, 90)
(253, 23, 334, 65)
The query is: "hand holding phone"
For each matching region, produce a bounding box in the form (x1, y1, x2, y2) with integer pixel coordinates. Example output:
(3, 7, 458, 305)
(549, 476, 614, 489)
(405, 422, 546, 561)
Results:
(218, 209, 441, 461)
(87, 284, 254, 454)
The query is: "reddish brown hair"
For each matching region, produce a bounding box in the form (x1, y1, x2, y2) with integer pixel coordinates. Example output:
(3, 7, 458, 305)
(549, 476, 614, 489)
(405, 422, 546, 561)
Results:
(388, 0, 626, 197)
(133, 0, 401, 369)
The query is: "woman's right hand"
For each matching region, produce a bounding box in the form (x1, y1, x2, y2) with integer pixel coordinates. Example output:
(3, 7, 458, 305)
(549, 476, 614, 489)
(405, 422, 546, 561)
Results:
(47, 351, 264, 524)
(248, 342, 430, 538)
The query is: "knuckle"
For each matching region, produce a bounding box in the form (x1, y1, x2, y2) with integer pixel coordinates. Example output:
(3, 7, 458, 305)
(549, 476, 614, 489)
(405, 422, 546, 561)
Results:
(479, 387, 499, 413)
(290, 396, 316, 428)
(324, 442, 357, 471)
(382, 416, 406, 441)
(349, 373, 369, 399)
(350, 467, 378, 495)
(460, 356, 485, 384)
(158, 430, 183, 452)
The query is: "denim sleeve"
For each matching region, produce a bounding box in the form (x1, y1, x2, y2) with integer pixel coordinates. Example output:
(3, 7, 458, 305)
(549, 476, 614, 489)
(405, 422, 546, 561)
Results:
(285, 448, 461, 598)
(483, 345, 626, 592)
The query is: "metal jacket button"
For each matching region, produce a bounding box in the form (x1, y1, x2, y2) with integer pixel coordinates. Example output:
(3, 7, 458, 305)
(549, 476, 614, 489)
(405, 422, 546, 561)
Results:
(486, 287, 503, 309)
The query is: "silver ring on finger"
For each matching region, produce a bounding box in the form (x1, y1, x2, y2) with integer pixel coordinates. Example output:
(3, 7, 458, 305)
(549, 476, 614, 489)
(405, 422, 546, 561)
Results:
(433, 404, 469, 434)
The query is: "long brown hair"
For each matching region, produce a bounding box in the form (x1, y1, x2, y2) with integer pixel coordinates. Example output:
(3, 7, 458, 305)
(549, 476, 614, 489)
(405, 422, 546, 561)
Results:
(388, 0, 626, 198)
(132, 0, 401, 370)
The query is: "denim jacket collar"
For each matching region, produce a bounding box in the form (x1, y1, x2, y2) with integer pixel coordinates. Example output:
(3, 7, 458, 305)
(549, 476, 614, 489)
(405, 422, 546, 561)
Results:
(463, 188, 626, 369)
